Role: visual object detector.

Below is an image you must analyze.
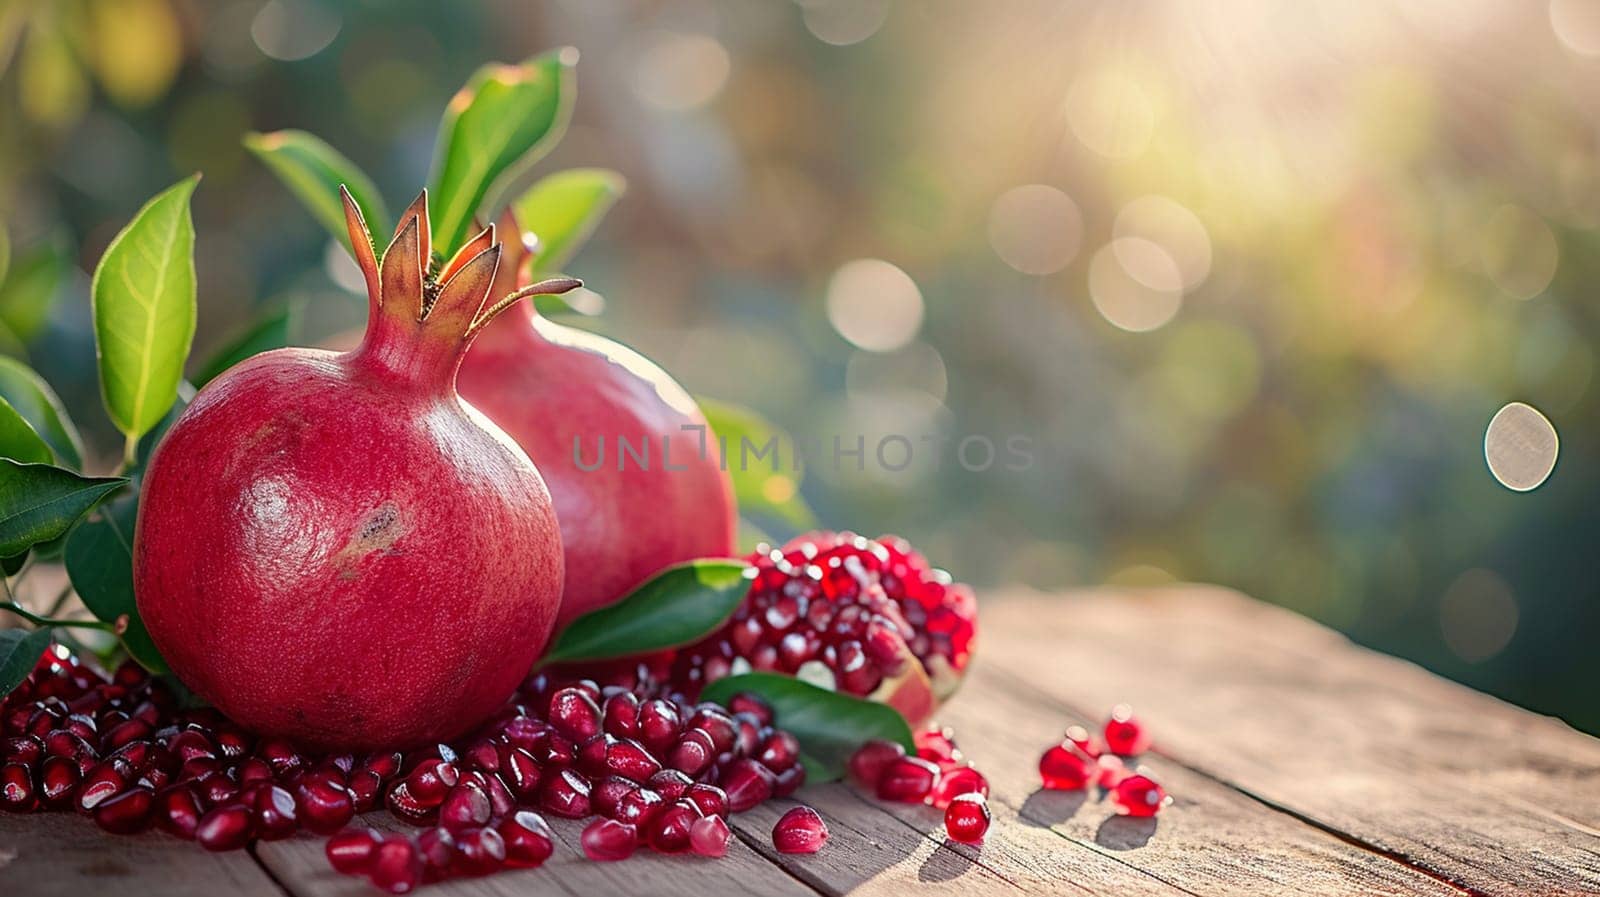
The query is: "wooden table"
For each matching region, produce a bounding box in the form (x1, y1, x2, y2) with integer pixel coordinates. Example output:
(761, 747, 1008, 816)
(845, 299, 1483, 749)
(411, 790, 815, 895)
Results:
(4, 586, 1598, 896)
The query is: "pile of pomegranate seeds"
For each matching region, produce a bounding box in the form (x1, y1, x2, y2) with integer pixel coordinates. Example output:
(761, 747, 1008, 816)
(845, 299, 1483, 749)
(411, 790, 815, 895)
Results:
(0, 645, 810, 893)
(1038, 706, 1171, 817)
(847, 722, 993, 843)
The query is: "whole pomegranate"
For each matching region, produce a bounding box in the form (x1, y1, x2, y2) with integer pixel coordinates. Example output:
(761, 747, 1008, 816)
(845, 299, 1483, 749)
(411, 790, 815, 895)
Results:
(135, 190, 577, 750)
(455, 213, 737, 627)
(669, 531, 976, 724)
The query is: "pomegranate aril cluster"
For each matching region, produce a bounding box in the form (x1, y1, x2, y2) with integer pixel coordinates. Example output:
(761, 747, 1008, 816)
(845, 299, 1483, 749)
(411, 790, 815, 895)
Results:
(1038, 704, 1170, 817)
(847, 722, 993, 844)
(671, 532, 975, 698)
(1, 647, 810, 893)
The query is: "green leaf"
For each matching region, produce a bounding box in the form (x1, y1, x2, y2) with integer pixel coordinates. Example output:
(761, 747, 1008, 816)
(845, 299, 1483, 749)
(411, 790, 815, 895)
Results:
(0, 356, 85, 468)
(0, 396, 53, 464)
(698, 397, 817, 530)
(0, 238, 65, 343)
(700, 673, 916, 782)
(0, 460, 126, 557)
(0, 627, 53, 696)
(65, 493, 167, 674)
(245, 130, 388, 253)
(540, 559, 752, 666)
(430, 49, 575, 256)
(192, 304, 297, 387)
(0, 222, 9, 285)
(512, 168, 626, 273)
(91, 175, 199, 454)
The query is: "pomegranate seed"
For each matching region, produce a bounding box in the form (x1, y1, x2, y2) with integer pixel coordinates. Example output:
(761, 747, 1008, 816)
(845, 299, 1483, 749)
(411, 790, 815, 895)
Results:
(326, 827, 382, 873)
(1039, 743, 1094, 790)
(1112, 774, 1169, 817)
(774, 764, 806, 797)
(527, 730, 575, 767)
(668, 728, 715, 776)
(1064, 724, 1103, 757)
(548, 687, 602, 741)
(368, 836, 423, 894)
(930, 766, 989, 808)
(252, 784, 299, 840)
(611, 786, 666, 830)
(1103, 705, 1151, 755)
(1096, 754, 1130, 789)
(582, 818, 638, 861)
(1, 762, 37, 812)
(450, 825, 506, 876)
(637, 699, 682, 754)
(648, 799, 701, 853)
(414, 827, 455, 883)
(602, 692, 641, 738)
(105, 718, 152, 750)
(690, 813, 733, 857)
(195, 803, 255, 851)
(403, 758, 459, 805)
(3, 735, 43, 764)
(498, 746, 542, 801)
(94, 785, 154, 834)
(944, 793, 991, 844)
(877, 756, 940, 802)
(772, 806, 828, 853)
(721, 758, 776, 812)
(236, 757, 274, 787)
(438, 781, 492, 831)
(591, 776, 637, 818)
(688, 708, 738, 754)
(684, 782, 728, 817)
(756, 731, 801, 773)
(605, 738, 662, 781)
(538, 768, 592, 818)
(385, 781, 435, 825)
(647, 768, 692, 800)
(296, 776, 354, 833)
(39, 755, 79, 808)
(360, 750, 404, 782)
(479, 770, 515, 817)
(727, 692, 772, 726)
(195, 771, 239, 808)
(155, 785, 203, 838)
(347, 769, 382, 812)
(255, 737, 303, 775)
(498, 810, 555, 868)
(848, 739, 905, 787)
(915, 726, 959, 763)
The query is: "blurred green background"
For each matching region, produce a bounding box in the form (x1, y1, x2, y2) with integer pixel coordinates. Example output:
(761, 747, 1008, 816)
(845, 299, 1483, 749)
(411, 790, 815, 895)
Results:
(0, 0, 1594, 732)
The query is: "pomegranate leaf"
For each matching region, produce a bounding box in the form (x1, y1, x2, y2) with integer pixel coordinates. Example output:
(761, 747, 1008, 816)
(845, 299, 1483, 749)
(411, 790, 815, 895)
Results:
(0, 356, 85, 469)
(697, 397, 817, 531)
(193, 304, 297, 387)
(245, 130, 389, 254)
(700, 673, 915, 782)
(0, 627, 52, 697)
(540, 559, 754, 665)
(513, 168, 626, 273)
(0, 396, 53, 465)
(0, 460, 125, 558)
(91, 175, 199, 460)
(0, 236, 65, 344)
(64, 492, 167, 674)
(429, 48, 575, 257)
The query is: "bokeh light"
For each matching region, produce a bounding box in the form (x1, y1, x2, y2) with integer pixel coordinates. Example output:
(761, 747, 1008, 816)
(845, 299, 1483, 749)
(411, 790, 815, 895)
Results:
(988, 185, 1082, 275)
(632, 32, 732, 111)
(1113, 197, 1212, 291)
(1549, 0, 1600, 55)
(1088, 240, 1182, 331)
(825, 259, 924, 352)
(1440, 569, 1519, 662)
(250, 0, 341, 62)
(801, 0, 893, 46)
(1484, 402, 1559, 491)
(1065, 72, 1156, 159)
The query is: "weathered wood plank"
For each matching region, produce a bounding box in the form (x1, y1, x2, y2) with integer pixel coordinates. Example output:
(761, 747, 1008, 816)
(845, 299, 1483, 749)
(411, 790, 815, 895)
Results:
(980, 586, 1600, 897)
(933, 662, 1466, 896)
(253, 810, 819, 897)
(0, 812, 287, 897)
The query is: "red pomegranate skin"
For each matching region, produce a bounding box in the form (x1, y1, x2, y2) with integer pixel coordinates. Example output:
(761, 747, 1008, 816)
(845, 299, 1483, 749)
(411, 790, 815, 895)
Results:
(134, 190, 573, 750)
(456, 228, 736, 627)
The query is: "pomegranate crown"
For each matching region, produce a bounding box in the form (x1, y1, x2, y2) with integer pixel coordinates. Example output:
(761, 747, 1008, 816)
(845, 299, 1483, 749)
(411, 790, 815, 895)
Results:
(339, 186, 579, 349)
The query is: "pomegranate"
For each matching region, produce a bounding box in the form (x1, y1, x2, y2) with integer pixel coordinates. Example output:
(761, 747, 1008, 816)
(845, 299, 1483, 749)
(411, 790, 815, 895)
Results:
(943, 793, 991, 844)
(670, 531, 977, 724)
(771, 805, 828, 854)
(133, 190, 574, 750)
(456, 212, 737, 627)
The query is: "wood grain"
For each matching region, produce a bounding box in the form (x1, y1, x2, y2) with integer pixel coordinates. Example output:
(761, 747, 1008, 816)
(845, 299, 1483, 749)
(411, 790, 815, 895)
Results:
(979, 586, 1600, 897)
(0, 812, 286, 897)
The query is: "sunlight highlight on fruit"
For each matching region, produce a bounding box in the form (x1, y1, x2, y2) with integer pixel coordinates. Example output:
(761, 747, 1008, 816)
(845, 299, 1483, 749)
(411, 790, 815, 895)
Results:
(826, 259, 924, 351)
(1484, 401, 1558, 491)
(988, 184, 1083, 275)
